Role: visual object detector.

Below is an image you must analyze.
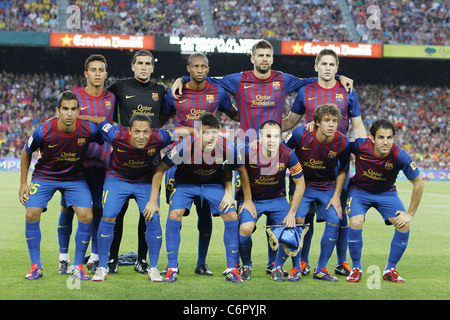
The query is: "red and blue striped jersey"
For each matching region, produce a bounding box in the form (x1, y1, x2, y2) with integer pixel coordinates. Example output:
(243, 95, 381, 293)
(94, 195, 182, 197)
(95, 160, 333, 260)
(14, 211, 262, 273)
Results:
(349, 138, 420, 193)
(98, 121, 175, 183)
(25, 118, 103, 182)
(284, 125, 350, 191)
(75, 88, 115, 179)
(183, 72, 317, 137)
(162, 81, 233, 128)
(163, 135, 241, 185)
(291, 81, 361, 135)
(236, 142, 303, 200)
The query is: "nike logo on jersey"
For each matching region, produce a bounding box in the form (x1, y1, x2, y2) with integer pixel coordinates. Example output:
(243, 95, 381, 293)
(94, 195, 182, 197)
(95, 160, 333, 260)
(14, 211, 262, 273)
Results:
(80, 106, 89, 110)
(244, 85, 252, 89)
(117, 149, 127, 152)
(302, 147, 311, 150)
(308, 97, 317, 100)
(126, 95, 135, 99)
(359, 156, 369, 161)
(48, 144, 57, 148)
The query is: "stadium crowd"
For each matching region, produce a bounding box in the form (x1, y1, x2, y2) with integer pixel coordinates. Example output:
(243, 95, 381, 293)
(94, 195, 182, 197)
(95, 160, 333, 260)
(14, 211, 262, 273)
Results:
(350, 0, 450, 45)
(0, 71, 448, 170)
(0, 0, 449, 45)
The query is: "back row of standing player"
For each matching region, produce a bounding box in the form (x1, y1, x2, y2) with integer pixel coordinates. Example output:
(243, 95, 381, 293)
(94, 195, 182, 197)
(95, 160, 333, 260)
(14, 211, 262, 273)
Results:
(20, 39, 424, 283)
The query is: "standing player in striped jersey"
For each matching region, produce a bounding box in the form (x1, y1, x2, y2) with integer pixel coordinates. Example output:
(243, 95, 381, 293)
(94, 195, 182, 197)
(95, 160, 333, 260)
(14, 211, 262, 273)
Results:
(90, 114, 192, 281)
(172, 40, 354, 273)
(57, 54, 115, 275)
(237, 120, 305, 282)
(283, 104, 351, 281)
(161, 52, 239, 276)
(19, 91, 104, 280)
(282, 49, 366, 277)
(172, 40, 354, 141)
(144, 113, 255, 283)
(346, 119, 424, 283)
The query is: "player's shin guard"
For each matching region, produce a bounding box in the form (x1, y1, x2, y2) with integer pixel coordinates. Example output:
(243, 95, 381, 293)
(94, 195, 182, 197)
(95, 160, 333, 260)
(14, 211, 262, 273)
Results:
(239, 234, 252, 266)
(386, 229, 409, 270)
(73, 221, 92, 266)
(223, 220, 239, 268)
(166, 218, 182, 268)
(57, 210, 73, 255)
(145, 215, 162, 268)
(25, 220, 42, 267)
(97, 220, 115, 269)
(336, 213, 349, 265)
(316, 223, 339, 271)
(347, 227, 363, 270)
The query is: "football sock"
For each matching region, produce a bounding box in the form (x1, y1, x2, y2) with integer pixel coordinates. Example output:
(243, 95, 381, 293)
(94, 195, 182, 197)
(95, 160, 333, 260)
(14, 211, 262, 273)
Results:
(97, 219, 115, 268)
(274, 247, 288, 268)
(386, 229, 409, 270)
(145, 214, 162, 268)
(336, 213, 349, 265)
(316, 223, 339, 271)
(57, 210, 73, 255)
(137, 213, 148, 261)
(239, 234, 252, 266)
(301, 213, 314, 265)
(223, 219, 239, 268)
(196, 203, 212, 267)
(25, 220, 42, 267)
(347, 227, 363, 270)
(166, 218, 182, 269)
(90, 213, 101, 256)
(291, 254, 301, 270)
(73, 221, 92, 266)
(265, 230, 277, 266)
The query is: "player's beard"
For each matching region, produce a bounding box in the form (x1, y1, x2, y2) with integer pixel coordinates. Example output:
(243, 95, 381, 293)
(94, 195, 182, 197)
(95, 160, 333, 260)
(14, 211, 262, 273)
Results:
(255, 64, 270, 75)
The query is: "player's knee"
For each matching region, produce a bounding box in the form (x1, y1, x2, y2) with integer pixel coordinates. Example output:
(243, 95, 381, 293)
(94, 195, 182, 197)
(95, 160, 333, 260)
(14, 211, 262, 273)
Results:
(25, 208, 42, 222)
(239, 222, 255, 237)
(169, 209, 184, 220)
(222, 210, 237, 221)
(349, 215, 364, 230)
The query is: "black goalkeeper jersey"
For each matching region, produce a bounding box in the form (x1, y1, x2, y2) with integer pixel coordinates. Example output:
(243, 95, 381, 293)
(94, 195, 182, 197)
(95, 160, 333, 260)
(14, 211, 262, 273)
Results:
(107, 77, 167, 127)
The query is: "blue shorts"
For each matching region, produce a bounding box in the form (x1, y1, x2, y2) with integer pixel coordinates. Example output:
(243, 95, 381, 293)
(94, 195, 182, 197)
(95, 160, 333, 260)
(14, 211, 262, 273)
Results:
(60, 178, 104, 210)
(169, 183, 235, 216)
(102, 177, 160, 220)
(239, 197, 291, 225)
(295, 188, 341, 225)
(347, 189, 406, 225)
(26, 179, 92, 210)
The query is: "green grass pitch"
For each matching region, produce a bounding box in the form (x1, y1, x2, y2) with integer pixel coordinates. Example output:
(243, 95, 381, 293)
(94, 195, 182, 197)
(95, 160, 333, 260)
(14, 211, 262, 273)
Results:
(0, 171, 448, 301)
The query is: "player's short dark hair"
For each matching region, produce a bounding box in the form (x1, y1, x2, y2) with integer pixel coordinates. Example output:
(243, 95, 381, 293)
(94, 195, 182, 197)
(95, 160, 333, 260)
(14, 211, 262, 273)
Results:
(187, 52, 209, 66)
(56, 90, 79, 109)
(84, 54, 107, 71)
(197, 113, 220, 130)
(313, 104, 342, 126)
(251, 39, 273, 56)
(260, 120, 281, 131)
(131, 50, 154, 66)
(370, 118, 396, 137)
(315, 49, 339, 66)
(129, 114, 152, 129)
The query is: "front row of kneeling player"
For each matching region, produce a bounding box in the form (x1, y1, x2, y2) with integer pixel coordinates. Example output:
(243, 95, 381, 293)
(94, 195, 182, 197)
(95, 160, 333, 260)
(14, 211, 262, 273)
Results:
(20, 92, 424, 283)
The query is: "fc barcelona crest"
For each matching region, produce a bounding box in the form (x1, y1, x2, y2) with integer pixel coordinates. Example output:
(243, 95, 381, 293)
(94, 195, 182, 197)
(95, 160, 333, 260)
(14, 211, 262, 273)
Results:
(273, 81, 280, 90)
(206, 94, 214, 103)
(328, 151, 337, 158)
(335, 93, 343, 102)
(77, 138, 86, 146)
(152, 93, 159, 101)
